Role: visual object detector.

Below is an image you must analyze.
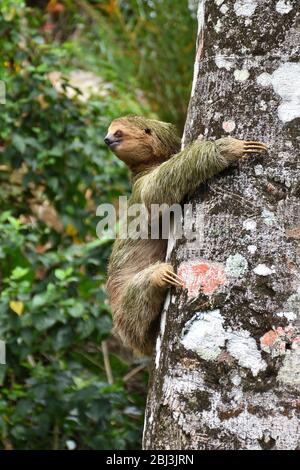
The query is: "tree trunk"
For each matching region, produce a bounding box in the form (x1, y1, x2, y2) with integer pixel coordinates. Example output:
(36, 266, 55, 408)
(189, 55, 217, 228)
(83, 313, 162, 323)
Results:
(143, 0, 300, 450)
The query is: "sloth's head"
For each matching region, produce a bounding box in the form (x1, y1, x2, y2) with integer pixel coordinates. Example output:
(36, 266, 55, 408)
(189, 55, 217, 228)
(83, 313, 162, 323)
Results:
(104, 116, 181, 173)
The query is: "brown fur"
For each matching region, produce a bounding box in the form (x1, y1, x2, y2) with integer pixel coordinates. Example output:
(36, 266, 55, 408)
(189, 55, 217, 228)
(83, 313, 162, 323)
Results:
(104, 116, 267, 355)
(107, 116, 181, 174)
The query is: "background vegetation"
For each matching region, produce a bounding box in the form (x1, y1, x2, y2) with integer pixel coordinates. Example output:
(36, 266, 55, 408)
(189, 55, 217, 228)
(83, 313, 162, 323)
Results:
(0, 0, 196, 449)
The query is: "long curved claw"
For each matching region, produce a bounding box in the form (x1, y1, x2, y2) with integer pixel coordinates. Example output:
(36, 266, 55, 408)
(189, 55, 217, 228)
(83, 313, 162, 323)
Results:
(243, 149, 266, 155)
(243, 141, 268, 154)
(162, 269, 185, 288)
(244, 140, 268, 146)
(165, 269, 183, 283)
(162, 276, 184, 288)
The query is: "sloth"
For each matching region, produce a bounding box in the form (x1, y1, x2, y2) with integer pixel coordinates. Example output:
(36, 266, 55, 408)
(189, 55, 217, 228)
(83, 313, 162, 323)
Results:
(104, 115, 267, 355)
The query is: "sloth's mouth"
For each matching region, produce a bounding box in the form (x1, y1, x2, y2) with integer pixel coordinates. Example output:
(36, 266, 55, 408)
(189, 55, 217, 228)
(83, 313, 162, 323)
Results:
(108, 139, 121, 148)
(104, 135, 122, 149)
(104, 136, 122, 148)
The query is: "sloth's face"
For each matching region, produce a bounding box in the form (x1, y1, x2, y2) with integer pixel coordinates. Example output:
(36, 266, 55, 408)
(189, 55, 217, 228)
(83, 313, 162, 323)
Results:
(104, 119, 155, 169)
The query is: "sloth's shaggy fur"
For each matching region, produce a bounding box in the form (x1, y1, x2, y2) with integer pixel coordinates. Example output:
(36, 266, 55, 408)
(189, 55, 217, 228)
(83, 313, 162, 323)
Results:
(105, 115, 266, 355)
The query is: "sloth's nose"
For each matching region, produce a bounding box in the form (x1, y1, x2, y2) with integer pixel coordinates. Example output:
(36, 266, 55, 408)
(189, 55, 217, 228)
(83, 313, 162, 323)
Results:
(104, 136, 111, 145)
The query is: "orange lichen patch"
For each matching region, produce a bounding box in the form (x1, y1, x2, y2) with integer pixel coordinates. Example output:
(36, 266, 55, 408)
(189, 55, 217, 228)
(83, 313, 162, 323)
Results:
(178, 261, 226, 298)
(260, 330, 279, 348)
(260, 326, 300, 357)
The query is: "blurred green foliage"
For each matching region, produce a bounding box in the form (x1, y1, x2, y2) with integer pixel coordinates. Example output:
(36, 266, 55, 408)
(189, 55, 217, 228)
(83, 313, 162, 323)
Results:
(0, 0, 196, 450)
(0, 0, 149, 450)
(41, 0, 197, 129)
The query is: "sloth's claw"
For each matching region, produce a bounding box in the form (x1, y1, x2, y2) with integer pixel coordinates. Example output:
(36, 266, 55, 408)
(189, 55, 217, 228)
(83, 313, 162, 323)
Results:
(162, 269, 185, 288)
(152, 264, 185, 288)
(243, 141, 268, 155)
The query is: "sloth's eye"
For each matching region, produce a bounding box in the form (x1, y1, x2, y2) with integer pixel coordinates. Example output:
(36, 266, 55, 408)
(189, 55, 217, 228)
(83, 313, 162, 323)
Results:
(114, 130, 123, 138)
(145, 128, 151, 135)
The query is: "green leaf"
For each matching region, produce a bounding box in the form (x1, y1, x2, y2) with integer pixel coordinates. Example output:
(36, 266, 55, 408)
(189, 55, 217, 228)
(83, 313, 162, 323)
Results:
(32, 293, 47, 308)
(11, 266, 29, 280)
(12, 134, 26, 153)
(69, 303, 84, 318)
(35, 315, 57, 331)
(54, 267, 73, 281)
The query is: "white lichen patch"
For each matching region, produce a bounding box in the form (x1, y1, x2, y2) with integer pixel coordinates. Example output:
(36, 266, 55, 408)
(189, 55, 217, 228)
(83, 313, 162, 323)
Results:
(227, 330, 267, 376)
(247, 245, 257, 254)
(276, 311, 297, 322)
(214, 19, 222, 32)
(220, 4, 229, 14)
(215, 54, 235, 71)
(234, 69, 250, 81)
(234, 0, 257, 17)
(256, 72, 271, 87)
(276, 0, 293, 14)
(232, 388, 244, 403)
(254, 164, 264, 176)
(243, 219, 257, 231)
(253, 264, 275, 276)
(277, 350, 300, 388)
(230, 372, 242, 386)
(262, 208, 277, 226)
(163, 371, 205, 398)
(285, 288, 300, 318)
(181, 311, 266, 376)
(225, 254, 248, 278)
(215, 0, 224, 5)
(256, 63, 300, 122)
(222, 120, 236, 133)
(181, 310, 226, 360)
(259, 100, 267, 111)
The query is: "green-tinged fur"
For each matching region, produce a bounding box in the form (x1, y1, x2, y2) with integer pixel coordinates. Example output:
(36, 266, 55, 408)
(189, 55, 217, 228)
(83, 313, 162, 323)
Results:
(106, 116, 251, 356)
(116, 262, 168, 355)
(136, 140, 230, 209)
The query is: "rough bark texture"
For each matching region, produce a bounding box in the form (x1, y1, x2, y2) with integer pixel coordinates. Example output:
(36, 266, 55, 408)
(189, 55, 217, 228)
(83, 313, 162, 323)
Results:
(143, 0, 300, 450)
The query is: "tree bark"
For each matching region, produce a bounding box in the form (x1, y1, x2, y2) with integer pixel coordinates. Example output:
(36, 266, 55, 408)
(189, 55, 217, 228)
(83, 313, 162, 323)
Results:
(143, 0, 300, 450)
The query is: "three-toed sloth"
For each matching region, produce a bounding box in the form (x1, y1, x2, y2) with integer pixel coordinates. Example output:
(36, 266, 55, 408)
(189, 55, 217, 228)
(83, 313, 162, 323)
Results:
(104, 116, 267, 356)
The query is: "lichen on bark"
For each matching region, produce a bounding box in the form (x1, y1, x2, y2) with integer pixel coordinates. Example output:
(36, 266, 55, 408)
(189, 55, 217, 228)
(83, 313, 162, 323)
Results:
(143, 0, 300, 450)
